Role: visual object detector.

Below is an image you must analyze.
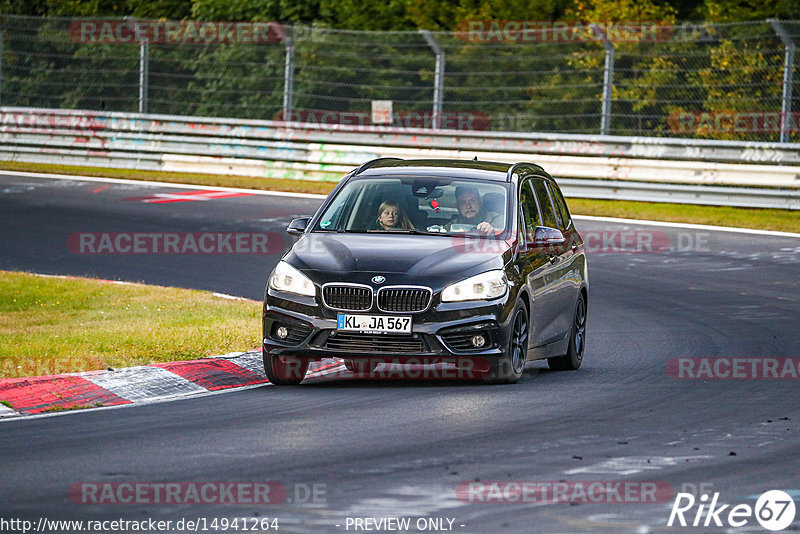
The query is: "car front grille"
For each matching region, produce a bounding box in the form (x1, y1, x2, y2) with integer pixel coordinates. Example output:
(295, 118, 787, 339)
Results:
(324, 332, 424, 354)
(323, 285, 372, 311)
(377, 288, 432, 313)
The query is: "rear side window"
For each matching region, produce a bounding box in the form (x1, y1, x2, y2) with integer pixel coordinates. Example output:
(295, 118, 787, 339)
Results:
(520, 180, 542, 239)
(531, 179, 558, 229)
(546, 181, 572, 230)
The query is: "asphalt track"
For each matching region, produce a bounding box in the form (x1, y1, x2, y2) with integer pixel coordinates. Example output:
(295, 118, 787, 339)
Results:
(1, 172, 799, 533)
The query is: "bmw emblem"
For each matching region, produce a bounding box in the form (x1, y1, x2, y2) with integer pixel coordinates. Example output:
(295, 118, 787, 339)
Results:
(372, 275, 386, 284)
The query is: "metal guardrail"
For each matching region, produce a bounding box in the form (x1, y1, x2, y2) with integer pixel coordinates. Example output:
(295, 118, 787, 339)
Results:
(3, 107, 800, 164)
(0, 107, 798, 209)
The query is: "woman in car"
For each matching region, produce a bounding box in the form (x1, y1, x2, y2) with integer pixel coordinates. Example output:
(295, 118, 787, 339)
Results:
(372, 200, 415, 230)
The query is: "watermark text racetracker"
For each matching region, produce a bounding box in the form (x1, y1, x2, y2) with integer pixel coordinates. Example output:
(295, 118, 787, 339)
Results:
(67, 232, 284, 255)
(456, 20, 674, 43)
(457, 480, 673, 504)
(667, 357, 800, 379)
(69, 481, 326, 505)
(279, 109, 491, 131)
(669, 111, 800, 134)
(309, 358, 491, 380)
(69, 20, 285, 44)
(450, 229, 709, 254)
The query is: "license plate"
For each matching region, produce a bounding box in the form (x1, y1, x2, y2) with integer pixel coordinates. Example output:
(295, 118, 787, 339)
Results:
(337, 314, 412, 334)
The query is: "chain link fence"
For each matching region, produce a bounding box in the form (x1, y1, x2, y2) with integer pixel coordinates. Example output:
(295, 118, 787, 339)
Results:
(0, 15, 798, 142)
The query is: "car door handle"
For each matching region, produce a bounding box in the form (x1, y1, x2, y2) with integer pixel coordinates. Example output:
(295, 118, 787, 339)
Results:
(549, 254, 559, 264)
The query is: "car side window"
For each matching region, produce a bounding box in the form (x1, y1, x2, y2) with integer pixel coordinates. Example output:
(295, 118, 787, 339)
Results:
(519, 179, 541, 241)
(547, 181, 573, 231)
(531, 178, 558, 229)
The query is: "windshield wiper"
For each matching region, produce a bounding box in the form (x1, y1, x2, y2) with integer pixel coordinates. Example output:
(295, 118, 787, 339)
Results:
(365, 228, 446, 236)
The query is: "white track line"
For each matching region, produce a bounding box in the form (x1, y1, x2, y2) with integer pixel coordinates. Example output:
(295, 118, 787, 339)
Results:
(0, 169, 328, 199)
(3, 169, 798, 238)
(572, 215, 800, 238)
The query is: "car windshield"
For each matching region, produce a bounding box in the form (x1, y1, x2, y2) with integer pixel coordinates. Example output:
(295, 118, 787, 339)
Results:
(313, 176, 510, 236)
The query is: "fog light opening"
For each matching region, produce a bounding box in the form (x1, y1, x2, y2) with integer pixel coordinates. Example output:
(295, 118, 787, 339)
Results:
(276, 326, 289, 339)
(471, 334, 486, 348)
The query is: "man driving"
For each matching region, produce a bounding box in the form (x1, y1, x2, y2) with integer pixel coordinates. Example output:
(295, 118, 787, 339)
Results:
(446, 185, 503, 234)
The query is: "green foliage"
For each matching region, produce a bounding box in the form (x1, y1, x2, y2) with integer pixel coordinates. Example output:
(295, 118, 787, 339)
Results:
(566, 0, 677, 22)
(0, 0, 192, 18)
(128, 0, 192, 19)
(0, 0, 796, 28)
(190, 0, 280, 22)
(168, 42, 285, 119)
(699, 0, 800, 22)
(41, 0, 127, 17)
(0, 0, 49, 16)
(407, 0, 570, 31)
(320, 0, 413, 31)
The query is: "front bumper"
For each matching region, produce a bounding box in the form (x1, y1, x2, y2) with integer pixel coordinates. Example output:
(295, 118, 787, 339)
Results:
(263, 288, 515, 364)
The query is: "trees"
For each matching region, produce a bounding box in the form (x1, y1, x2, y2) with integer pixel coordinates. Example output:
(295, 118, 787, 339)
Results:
(0, 0, 795, 141)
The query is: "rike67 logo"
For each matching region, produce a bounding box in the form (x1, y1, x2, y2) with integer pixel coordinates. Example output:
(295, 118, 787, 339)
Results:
(668, 490, 796, 531)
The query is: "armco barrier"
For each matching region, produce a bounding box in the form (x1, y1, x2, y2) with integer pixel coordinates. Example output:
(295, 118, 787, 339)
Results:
(0, 107, 798, 208)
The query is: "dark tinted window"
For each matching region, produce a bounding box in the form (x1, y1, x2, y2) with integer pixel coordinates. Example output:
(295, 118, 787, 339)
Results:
(519, 180, 541, 240)
(531, 179, 558, 229)
(546, 181, 572, 230)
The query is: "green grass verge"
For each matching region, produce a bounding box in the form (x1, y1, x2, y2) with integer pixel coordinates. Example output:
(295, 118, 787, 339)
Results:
(1, 161, 797, 233)
(42, 402, 104, 413)
(0, 271, 261, 379)
(568, 198, 800, 234)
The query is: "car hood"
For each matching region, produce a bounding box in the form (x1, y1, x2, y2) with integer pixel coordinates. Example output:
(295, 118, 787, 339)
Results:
(285, 232, 509, 280)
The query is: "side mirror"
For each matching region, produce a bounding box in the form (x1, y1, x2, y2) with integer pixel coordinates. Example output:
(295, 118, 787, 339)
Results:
(286, 217, 310, 236)
(533, 226, 565, 246)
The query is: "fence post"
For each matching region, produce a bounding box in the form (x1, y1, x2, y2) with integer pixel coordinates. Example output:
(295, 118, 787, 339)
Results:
(0, 30, 3, 107)
(283, 28, 295, 121)
(125, 17, 148, 113)
(139, 38, 149, 114)
(593, 24, 615, 136)
(768, 19, 795, 144)
(420, 30, 445, 130)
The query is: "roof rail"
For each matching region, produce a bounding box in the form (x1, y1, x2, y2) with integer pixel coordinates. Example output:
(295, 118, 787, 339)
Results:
(506, 162, 546, 182)
(505, 162, 530, 182)
(353, 157, 403, 176)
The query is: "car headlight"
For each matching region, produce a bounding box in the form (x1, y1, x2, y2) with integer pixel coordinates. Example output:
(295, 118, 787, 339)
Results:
(269, 261, 315, 297)
(441, 270, 507, 302)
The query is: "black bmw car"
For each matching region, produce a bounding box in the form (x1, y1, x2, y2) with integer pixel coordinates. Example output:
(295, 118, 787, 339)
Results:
(263, 158, 588, 384)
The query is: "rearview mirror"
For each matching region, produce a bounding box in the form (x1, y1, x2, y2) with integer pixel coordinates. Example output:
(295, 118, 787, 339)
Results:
(286, 217, 310, 236)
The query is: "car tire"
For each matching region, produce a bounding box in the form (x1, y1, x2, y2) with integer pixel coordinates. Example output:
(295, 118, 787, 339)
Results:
(343, 359, 380, 373)
(484, 305, 528, 384)
(263, 348, 309, 385)
(548, 293, 586, 371)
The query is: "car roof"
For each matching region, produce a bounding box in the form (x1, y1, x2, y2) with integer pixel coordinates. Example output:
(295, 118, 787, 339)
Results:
(354, 158, 547, 182)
